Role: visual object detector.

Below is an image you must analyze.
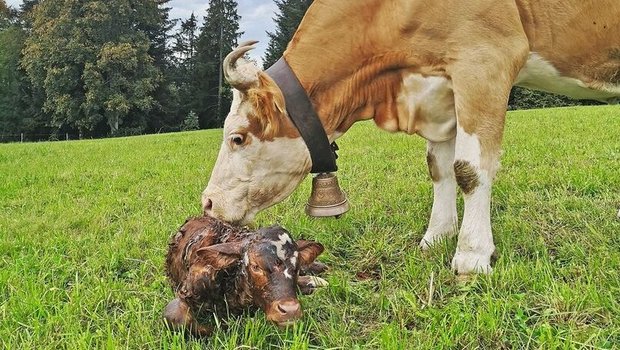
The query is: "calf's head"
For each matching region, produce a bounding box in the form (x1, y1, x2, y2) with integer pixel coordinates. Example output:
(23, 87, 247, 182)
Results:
(202, 41, 311, 225)
(196, 226, 324, 326)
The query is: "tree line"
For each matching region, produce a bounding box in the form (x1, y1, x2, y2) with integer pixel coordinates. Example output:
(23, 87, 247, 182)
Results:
(0, 0, 593, 142)
(0, 0, 310, 141)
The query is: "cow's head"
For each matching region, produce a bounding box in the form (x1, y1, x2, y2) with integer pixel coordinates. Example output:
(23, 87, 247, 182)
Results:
(196, 225, 324, 326)
(202, 41, 311, 225)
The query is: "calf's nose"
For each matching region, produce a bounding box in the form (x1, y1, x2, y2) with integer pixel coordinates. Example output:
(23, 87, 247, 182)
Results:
(276, 300, 301, 317)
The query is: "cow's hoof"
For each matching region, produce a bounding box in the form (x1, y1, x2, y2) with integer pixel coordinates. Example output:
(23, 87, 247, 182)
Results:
(419, 229, 455, 251)
(451, 249, 493, 275)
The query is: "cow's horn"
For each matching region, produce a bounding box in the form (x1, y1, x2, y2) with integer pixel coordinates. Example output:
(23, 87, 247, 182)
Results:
(223, 40, 259, 90)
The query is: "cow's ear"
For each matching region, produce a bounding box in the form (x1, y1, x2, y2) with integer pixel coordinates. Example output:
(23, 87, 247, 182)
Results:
(295, 240, 324, 266)
(246, 73, 286, 140)
(196, 242, 243, 269)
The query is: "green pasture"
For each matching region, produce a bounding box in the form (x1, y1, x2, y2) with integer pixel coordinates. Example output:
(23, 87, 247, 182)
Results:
(1, 106, 619, 349)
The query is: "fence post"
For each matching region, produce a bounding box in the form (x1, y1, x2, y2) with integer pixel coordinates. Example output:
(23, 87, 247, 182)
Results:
(66, 133, 69, 141)
(21, 133, 24, 143)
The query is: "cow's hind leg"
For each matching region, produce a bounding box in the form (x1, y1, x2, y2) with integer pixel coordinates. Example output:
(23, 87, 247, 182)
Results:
(420, 138, 458, 250)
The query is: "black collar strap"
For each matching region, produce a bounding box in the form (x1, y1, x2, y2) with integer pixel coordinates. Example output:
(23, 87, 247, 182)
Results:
(265, 58, 337, 173)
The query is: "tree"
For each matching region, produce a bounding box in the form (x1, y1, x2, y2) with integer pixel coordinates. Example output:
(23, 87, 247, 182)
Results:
(168, 13, 199, 130)
(263, 0, 313, 68)
(137, 0, 182, 134)
(193, 0, 242, 128)
(0, 9, 24, 140)
(507, 87, 598, 110)
(0, 0, 9, 28)
(22, 0, 162, 137)
(181, 110, 199, 131)
(173, 13, 199, 66)
(0, 2, 44, 141)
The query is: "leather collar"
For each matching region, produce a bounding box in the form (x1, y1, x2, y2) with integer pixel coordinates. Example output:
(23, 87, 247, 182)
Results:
(265, 58, 338, 173)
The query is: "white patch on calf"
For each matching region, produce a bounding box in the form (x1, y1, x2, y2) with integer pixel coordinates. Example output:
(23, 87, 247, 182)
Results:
(272, 233, 292, 261)
(283, 268, 292, 279)
(243, 252, 249, 266)
(289, 256, 297, 267)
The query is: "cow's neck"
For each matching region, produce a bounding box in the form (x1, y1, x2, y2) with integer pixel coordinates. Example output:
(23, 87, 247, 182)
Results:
(282, 1, 449, 140)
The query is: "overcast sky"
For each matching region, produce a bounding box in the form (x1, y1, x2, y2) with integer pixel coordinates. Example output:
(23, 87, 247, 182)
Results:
(5, 0, 277, 64)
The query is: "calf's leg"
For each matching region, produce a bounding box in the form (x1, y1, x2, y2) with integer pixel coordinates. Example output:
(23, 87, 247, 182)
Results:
(164, 298, 213, 337)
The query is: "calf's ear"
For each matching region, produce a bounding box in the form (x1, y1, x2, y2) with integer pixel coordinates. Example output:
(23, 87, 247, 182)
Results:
(295, 240, 324, 266)
(196, 242, 243, 269)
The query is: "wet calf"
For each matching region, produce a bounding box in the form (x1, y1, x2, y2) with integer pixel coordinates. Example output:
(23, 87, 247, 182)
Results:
(164, 216, 326, 336)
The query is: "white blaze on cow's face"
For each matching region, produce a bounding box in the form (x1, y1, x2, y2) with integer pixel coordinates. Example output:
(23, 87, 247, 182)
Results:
(202, 42, 311, 224)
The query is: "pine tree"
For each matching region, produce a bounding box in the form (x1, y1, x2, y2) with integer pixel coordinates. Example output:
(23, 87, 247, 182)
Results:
(263, 0, 313, 68)
(181, 110, 199, 131)
(170, 13, 199, 128)
(0, 0, 10, 28)
(193, 0, 242, 128)
(140, 0, 181, 134)
(173, 13, 198, 66)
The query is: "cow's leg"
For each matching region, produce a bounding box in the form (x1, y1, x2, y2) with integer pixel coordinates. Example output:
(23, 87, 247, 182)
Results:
(450, 123, 500, 274)
(420, 138, 458, 250)
(448, 52, 528, 274)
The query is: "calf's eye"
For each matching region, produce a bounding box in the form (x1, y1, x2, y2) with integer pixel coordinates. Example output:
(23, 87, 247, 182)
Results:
(250, 264, 261, 273)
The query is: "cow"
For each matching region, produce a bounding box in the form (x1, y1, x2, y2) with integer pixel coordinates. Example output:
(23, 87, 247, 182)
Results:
(202, 0, 620, 275)
(164, 216, 326, 336)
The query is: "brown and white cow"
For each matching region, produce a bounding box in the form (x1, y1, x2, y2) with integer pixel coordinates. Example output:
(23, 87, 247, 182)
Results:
(202, 0, 620, 275)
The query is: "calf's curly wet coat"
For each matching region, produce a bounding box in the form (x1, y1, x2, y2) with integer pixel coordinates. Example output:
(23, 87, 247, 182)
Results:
(164, 216, 326, 336)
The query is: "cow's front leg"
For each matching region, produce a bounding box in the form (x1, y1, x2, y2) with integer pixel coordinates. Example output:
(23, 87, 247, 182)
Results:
(450, 124, 500, 274)
(420, 138, 458, 250)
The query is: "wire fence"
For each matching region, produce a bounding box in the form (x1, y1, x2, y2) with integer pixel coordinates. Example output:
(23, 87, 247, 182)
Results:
(0, 133, 81, 143)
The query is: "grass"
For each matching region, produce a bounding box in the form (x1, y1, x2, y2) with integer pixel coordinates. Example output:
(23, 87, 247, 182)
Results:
(1, 105, 619, 349)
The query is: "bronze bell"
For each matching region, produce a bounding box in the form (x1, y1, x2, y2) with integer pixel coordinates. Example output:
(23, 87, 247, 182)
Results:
(305, 173, 350, 218)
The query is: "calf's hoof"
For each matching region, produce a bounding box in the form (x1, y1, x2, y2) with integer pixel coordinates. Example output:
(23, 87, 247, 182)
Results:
(298, 276, 329, 295)
(163, 298, 212, 337)
(451, 249, 494, 275)
(302, 261, 329, 275)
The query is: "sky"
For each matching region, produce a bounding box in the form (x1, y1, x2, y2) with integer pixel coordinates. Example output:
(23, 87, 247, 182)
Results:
(5, 0, 277, 64)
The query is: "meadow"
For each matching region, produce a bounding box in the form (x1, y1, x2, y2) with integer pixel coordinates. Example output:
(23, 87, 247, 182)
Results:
(1, 106, 619, 349)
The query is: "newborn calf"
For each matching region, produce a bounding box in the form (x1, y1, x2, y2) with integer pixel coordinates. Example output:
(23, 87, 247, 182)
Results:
(164, 216, 326, 336)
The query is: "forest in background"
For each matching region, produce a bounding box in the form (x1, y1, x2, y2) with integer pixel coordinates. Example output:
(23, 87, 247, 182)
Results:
(0, 0, 596, 142)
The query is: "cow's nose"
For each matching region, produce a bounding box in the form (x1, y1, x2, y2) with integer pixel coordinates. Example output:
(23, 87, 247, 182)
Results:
(276, 300, 301, 317)
(203, 198, 213, 213)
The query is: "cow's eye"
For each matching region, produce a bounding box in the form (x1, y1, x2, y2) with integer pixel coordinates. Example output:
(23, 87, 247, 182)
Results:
(229, 133, 246, 147)
(250, 264, 262, 273)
